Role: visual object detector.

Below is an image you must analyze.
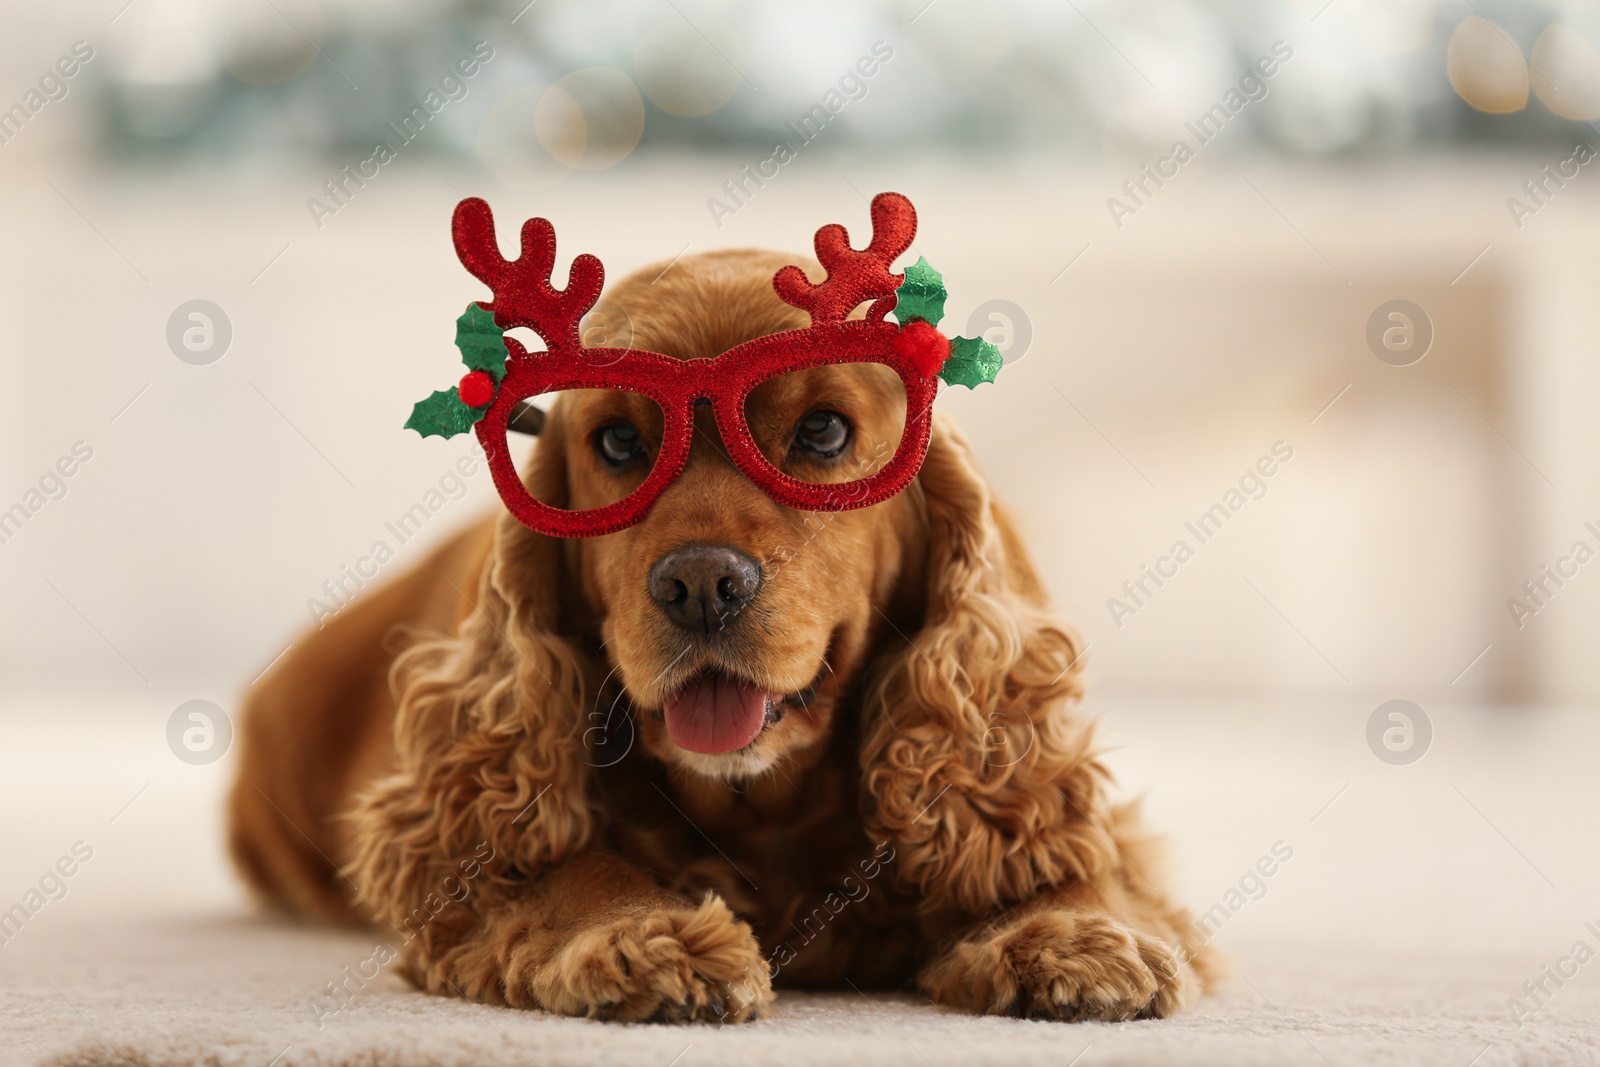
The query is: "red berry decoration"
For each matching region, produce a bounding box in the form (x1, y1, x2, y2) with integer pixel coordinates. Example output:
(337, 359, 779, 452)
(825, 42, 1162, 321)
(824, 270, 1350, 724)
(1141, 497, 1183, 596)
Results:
(894, 319, 950, 377)
(458, 369, 494, 408)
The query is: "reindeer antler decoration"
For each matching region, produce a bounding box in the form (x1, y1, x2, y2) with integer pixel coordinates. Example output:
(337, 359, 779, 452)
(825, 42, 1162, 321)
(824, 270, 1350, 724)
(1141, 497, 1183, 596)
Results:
(405, 192, 1006, 535)
(451, 197, 603, 354)
(405, 199, 609, 438)
(773, 191, 917, 325)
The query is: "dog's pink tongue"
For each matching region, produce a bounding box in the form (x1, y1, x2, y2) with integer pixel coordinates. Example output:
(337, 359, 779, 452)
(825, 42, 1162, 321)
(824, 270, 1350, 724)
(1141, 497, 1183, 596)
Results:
(663, 673, 770, 755)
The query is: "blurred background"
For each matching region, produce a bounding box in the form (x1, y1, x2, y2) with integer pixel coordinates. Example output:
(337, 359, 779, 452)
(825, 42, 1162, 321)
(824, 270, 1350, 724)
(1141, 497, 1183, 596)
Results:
(5, 0, 1600, 707)
(6, 2, 1600, 1053)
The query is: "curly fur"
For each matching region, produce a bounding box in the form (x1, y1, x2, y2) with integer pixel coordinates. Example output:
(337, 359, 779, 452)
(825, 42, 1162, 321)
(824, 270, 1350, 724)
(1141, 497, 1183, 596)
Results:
(226, 246, 1221, 1023)
(861, 417, 1114, 915)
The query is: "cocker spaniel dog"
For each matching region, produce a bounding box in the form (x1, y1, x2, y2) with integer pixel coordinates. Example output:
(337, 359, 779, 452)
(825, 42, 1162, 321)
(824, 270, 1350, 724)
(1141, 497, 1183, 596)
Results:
(227, 201, 1220, 1024)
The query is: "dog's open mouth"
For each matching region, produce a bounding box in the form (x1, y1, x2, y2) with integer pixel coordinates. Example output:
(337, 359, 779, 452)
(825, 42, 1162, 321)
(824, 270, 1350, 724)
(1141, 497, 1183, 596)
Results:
(661, 667, 822, 755)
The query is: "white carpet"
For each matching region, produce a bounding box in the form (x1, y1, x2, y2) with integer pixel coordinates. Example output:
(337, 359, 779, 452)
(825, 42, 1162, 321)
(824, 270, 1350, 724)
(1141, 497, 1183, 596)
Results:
(8, 917, 1597, 1067)
(4, 694, 1599, 1066)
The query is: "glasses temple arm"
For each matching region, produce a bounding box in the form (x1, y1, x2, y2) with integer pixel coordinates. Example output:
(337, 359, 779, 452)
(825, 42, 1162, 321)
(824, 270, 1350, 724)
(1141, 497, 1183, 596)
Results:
(507, 401, 546, 436)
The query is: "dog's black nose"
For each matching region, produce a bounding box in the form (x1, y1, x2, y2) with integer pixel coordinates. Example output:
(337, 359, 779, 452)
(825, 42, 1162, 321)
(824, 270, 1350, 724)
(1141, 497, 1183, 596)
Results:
(648, 545, 762, 634)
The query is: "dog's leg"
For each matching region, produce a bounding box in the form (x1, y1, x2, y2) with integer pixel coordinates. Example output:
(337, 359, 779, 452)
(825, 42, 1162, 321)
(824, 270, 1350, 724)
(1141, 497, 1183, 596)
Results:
(920, 905, 1193, 1021)
(386, 851, 773, 1022)
(917, 871, 1220, 1022)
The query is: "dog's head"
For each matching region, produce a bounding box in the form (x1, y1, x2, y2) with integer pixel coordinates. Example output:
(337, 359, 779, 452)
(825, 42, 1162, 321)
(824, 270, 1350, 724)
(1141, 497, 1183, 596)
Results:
(511, 250, 919, 780)
(399, 242, 1094, 912)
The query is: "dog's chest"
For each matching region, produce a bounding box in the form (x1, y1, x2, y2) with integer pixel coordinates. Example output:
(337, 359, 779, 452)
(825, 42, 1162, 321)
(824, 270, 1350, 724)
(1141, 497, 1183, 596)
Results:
(602, 762, 924, 987)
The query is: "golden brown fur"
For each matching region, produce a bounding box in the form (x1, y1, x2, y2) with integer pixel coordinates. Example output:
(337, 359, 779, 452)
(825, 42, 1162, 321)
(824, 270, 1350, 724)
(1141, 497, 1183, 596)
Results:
(227, 246, 1222, 1023)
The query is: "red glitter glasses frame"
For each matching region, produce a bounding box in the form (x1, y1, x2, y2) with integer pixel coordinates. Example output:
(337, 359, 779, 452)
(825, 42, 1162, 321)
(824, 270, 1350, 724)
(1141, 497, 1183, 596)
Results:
(452, 192, 938, 539)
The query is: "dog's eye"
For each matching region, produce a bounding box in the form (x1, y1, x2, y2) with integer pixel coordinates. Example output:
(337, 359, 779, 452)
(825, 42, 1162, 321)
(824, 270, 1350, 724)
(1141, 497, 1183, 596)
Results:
(594, 422, 645, 467)
(793, 410, 851, 458)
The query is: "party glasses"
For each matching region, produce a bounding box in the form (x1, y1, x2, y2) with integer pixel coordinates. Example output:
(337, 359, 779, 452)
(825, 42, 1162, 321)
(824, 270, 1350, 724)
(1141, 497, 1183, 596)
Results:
(406, 192, 999, 539)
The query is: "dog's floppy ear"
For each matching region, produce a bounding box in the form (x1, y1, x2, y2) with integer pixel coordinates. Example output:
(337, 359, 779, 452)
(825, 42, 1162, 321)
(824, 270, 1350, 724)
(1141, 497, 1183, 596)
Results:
(347, 416, 597, 934)
(859, 412, 1116, 916)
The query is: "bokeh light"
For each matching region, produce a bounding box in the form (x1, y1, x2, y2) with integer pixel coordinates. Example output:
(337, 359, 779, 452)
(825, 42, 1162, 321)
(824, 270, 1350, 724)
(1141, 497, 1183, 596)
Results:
(476, 85, 571, 191)
(535, 67, 646, 170)
(1531, 24, 1600, 120)
(1448, 15, 1529, 113)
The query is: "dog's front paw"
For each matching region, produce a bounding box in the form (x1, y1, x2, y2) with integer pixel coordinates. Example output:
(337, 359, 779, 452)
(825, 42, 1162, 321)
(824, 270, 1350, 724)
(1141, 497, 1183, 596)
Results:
(921, 909, 1196, 1022)
(528, 895, 773, 1023)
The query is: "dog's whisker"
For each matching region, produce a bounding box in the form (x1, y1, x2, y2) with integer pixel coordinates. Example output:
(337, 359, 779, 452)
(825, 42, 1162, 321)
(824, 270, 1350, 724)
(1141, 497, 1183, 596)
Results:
(593, 659, 624, 705)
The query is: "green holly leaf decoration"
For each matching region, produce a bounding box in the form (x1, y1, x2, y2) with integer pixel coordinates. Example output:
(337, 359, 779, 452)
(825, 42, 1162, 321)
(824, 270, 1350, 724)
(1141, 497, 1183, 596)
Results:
(405, 388, 483, 439)
(455, 303, 508, 380)
(939, 335, 1003, 389)
(892, 257, 947, 328)
(406, 304, 507, 439)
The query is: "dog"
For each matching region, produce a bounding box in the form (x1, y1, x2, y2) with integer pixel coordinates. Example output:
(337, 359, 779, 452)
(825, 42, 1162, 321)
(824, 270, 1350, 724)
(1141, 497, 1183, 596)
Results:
(227, 242, 1222, 1023)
